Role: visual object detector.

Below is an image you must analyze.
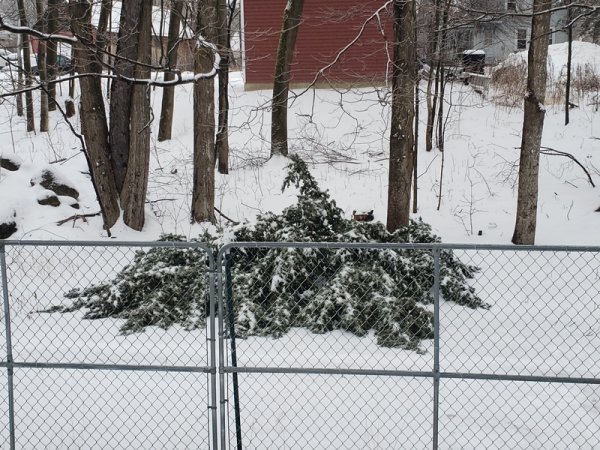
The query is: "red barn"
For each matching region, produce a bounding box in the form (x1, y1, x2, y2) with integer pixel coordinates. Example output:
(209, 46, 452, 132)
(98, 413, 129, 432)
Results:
(241, 0, 392, 90)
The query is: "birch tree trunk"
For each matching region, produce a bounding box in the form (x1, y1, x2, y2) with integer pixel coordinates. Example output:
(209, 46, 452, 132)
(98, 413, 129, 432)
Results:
(387, 0, 416, 232)
(511, 0, 551, 245)
(271, 0, 305, 157)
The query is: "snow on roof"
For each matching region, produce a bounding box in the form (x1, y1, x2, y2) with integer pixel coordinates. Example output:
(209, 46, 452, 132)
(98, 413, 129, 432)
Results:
(91, 2, 194, 39)
(463, 49, 486, 55)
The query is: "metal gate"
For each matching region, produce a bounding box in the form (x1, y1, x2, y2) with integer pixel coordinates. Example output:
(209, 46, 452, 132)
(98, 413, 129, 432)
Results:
(217, 242, 600, 450)
(0, 241, 217, 449)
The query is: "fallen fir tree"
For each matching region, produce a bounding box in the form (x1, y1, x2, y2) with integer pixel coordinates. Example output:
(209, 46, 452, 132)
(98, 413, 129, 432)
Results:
(50, 155, 488, 351)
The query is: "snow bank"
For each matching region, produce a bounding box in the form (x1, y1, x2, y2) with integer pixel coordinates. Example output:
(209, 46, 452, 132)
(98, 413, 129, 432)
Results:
(499, 41, 600, 82)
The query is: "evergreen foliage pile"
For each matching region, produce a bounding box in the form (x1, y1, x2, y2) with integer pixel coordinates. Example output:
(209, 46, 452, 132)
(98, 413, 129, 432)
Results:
(47, 236, 210, 334)
(53, 155, 487, 350)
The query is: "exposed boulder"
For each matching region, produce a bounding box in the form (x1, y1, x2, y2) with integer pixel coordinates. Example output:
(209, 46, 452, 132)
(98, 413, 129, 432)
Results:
(0, 210, 17, 240)
(0, 155, 21, 171)
(38, 194, 61, 207)
(31, 169, 79, 199)
(0, 222, 16, 239)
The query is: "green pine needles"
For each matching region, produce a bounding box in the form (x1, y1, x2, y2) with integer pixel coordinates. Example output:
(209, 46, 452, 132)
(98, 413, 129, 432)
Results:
(48, 235, 210, 334)
(54, 155, 487, 351)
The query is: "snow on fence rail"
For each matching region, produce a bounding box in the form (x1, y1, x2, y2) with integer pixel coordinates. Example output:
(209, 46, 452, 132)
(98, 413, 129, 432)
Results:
(1, 241, 600, 449)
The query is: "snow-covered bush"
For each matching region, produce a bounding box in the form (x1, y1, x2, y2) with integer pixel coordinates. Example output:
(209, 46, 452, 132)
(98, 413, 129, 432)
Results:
(53, 155, 487, 351)
(229, 156, 486, 350)
(48, 235, 211, 334)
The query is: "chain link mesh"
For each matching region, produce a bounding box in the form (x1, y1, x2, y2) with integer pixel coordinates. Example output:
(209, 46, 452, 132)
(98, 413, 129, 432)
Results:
(0, 242, 216, 449)
(1, 242, 599, 449)
(219, 244, 600, 449)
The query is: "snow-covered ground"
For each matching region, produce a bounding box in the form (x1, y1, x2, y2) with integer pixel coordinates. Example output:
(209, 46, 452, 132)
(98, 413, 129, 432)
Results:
(0, 43, 598, 244)
(0, 42, 599, 449)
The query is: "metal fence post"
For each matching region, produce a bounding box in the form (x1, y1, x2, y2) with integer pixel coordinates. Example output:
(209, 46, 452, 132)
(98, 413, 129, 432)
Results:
(225, 253, 242, 450)
(217, 251, 226, 450)
(1, 244, 16, 450)
(432, 248, 441, 450)
(208, 251, 219, 450)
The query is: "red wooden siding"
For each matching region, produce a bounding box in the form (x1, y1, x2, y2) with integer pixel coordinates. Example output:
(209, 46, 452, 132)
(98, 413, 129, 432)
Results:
(242, 0, 392, 89)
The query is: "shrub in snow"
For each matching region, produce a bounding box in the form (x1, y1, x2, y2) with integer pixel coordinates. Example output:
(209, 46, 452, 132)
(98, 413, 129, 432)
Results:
(54, 156, 487, 351)
(229, 156, 486, 350)
(49, 235, 211, 334)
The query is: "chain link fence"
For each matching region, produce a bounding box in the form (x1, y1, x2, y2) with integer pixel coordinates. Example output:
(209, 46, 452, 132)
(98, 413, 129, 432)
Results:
(217, 243, 600, 450)
(0, 241, 217, 450)
(1, 241, 599, 449)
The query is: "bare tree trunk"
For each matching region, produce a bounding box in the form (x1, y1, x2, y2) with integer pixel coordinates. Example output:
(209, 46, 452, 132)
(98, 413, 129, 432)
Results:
(192, 0, 218, 223)
(121, 1, 152, 231)
(35, 0, 49, 133)
(436, 1, 449, 151)
(425, 0, 440, 152)
(95, 0, 112, 70)
(15, 35, 24, 117)
(17, 0, 35, 132)
(425, 71, 436, 151)
(271, 0, 305, 157)
(158, 0, 183, 142)
(66, 47, 76, 118)
(109, 0, 144, 193)
(565, 0, 572, 125)
(69, 0, 120, 231)
(387, 0, 416, 232)
(215, 0, 232, 174)
(436, 67, 445, 150)
(511, 0, 551, 245)
(47, 0, 59, 111)
(413, 58, 419, 214)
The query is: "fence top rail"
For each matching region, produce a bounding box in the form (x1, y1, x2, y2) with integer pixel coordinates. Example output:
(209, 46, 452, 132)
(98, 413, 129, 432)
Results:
(0, 240, 216, 266)
(218, 241, 600, 253)
(0, 240, 212, 249)
(1, 240, 599, 254)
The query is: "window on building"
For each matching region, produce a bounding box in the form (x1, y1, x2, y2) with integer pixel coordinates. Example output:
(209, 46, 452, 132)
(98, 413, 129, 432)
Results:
(507, 0, 517, 11)
(517, 29, 527, 50)
(548, 29, 553, 45)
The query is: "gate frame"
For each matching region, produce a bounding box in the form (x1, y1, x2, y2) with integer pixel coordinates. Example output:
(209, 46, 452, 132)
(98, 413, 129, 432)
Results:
(0, 240, 219, 450)
(216, 241, 600, 450)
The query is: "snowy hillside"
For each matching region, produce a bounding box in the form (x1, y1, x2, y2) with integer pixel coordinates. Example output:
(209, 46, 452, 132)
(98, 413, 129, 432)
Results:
(0, 43, 599, 244)
(0, 41, 599, 450)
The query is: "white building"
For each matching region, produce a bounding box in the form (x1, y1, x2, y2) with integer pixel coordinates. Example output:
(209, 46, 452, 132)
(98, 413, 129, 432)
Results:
(449, 0, 568, 65)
